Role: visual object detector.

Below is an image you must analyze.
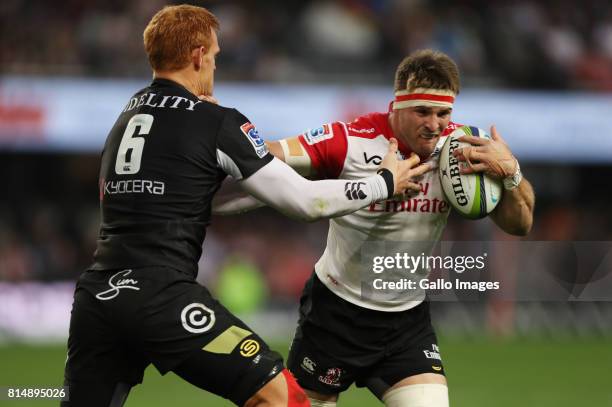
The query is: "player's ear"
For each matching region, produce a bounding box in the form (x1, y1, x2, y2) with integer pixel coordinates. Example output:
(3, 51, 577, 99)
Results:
(192, 47, 204, 71)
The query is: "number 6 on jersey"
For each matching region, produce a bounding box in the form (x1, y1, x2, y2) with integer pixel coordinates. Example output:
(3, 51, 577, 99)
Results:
(115, 114, 154, 174)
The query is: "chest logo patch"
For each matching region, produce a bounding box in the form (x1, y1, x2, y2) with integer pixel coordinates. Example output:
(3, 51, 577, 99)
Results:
(363, 152, 382, 165)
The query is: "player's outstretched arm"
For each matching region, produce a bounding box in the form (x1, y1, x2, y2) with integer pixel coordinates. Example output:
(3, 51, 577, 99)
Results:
(211, 178, 265, 215)
(212, 138, 309, 216)
(239, 139, 413, 222)
(453, 125, 535, 235)
(267, 137, 428, 198)
(266, 138, 313, 177)
(211, 137, 313, 216)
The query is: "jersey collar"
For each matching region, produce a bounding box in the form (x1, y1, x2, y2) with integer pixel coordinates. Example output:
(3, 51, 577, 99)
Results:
(151, 78, 193, 96)
(370, 109, 413, 159)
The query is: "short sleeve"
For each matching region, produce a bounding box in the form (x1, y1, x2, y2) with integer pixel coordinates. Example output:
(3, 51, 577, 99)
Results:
(297, 122, 348, 179)
(216, 109, 273, 179)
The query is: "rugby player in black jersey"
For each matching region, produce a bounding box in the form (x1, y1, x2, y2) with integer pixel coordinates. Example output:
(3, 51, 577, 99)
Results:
(60, 5, 425, 407)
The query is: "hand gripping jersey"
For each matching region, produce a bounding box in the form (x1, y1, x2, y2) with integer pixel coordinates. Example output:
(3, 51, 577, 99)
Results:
(298, 112, 461, 311)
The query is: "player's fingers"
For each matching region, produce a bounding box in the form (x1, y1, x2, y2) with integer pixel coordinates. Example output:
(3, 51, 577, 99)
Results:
(457, 135, 488, 146)
(393, 182, 420, 199)
(387, 138, 398, 155)
(410, 162, 434, 177)
(398, 157, 420, 173)
(465, 149, 486, 164)
(460, 162, 488, 174)
(453, 146, 486, 159)
(405, 152, 420, 168)
(490, 125, 501, 141)
(461, 148, 479, 173)
(403, 181, 421, 192)
(453, 149, 466, 161)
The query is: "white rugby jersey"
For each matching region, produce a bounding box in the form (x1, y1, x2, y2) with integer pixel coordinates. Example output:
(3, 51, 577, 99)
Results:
(298, 111, 461, 311)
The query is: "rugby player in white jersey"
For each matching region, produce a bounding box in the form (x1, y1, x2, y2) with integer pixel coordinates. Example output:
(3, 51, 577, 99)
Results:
(215, 49, 535, 406)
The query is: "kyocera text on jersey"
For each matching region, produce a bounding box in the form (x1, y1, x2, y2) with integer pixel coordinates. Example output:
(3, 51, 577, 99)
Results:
(122, 93, 202, 113)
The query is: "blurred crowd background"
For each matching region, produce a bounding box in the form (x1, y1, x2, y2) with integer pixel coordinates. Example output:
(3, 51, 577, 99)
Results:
(2, 0, 612, 89)
(1, 0, 612, 338)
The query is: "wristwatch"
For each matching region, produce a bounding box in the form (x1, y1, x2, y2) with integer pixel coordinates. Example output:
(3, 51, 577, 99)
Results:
(503, 160, 523, 190)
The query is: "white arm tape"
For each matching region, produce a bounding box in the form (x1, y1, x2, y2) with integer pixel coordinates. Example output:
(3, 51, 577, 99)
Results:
(279, 139, 312, 176)
(240, 157, 389, 222)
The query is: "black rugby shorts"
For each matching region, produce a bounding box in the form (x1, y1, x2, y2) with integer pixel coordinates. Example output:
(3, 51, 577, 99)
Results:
(62, 266, 282, 406)
(287, 273, 444, 397)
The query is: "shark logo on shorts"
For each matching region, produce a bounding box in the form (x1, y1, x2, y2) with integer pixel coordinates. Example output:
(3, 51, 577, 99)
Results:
(95, 269, 140, 300)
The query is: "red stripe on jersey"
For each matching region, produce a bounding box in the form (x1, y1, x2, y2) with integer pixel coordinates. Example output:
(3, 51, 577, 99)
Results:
(395, 93, 455, 103)
(298, 122, 348, 179)
(356, 112, 413, 157)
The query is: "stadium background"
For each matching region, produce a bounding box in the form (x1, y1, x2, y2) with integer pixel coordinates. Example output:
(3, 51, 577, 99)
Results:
(1, 0, 611, 406)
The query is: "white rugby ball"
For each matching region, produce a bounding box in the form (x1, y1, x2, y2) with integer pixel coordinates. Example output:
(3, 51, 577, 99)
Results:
(438, 126, 502, 219)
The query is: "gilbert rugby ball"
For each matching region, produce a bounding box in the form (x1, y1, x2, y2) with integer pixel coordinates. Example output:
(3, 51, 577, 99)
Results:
(438, 126, 502, 219)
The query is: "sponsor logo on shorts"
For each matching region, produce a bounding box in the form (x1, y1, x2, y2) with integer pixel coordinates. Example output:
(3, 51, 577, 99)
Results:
(303, 124, 332, 145)
(240, 122, 268, 158)
(180, 303, 216, 334)
(432, 365, 443, 371)
(95, 269, 140, 301)
(318, 367, 342, 387)
(239, 339, 260, 357)
(301, 357, 316, 374)
(423, 344, 442, 361)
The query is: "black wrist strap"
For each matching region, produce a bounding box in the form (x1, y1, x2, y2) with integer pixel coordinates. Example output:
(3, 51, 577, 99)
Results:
(376, 168, 394, 198)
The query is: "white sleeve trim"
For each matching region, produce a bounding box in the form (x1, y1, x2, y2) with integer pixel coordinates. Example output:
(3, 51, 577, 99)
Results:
(216, 148, 243, 179)
(239, 157, 388, 222)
